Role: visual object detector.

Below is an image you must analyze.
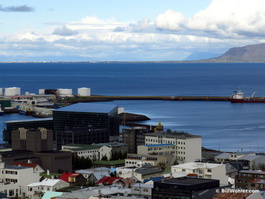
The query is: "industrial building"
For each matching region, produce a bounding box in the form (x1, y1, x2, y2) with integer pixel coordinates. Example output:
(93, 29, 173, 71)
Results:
(53, 103, 120, 148)
(152, 177, 221, 199)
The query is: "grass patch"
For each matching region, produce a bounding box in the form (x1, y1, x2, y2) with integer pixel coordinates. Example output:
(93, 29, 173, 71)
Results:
(93, 159, 125, 165)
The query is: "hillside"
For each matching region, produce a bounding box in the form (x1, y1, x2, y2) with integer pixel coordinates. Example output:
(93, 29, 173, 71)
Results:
(210, 43, 265, 62)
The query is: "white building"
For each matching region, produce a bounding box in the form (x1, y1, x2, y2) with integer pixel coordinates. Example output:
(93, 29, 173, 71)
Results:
(61, 144, 102, 161)
(0, 163, 40, 198)
(125, 153, 168, 168)
(145, 130, 201, 163)
(171, 162, 228, 185)
(27, 178, 69, 199)
(131, 183, 153, 199)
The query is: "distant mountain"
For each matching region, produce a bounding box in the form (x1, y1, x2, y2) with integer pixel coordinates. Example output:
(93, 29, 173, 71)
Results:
(184, 52, 222, 61)
(210, 43, 265, 62)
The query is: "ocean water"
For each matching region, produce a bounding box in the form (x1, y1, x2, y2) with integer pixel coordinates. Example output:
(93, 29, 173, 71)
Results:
(1, 62, 265, 152)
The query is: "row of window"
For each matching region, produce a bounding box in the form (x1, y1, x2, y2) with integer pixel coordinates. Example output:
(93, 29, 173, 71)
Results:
(4, 170, 18, 175)
(77, 150, 99, 154)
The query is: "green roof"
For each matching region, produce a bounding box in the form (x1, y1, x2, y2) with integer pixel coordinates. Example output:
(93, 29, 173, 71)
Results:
(93, 159, 125, 165)
(42, 191, 63, 199)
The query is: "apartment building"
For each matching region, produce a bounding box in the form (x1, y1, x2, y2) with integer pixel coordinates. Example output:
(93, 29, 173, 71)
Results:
(0, 163, 40, 198)
(125, 153, 168, 168)
(145, 130, 201, 163)
(171, 162, 228, 185)
(235, 170, 265, 190)
(137, 144, 175, 156)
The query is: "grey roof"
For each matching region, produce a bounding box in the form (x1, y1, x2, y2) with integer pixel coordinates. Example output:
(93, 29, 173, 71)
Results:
(239, 170, 265, 174)
(239, 154, 260, 161)
(53, 102, 118, 113)
(94, 142, 127, 147)
(160, 177, 219, 185)
(135, 167, 163, 175)
(215, 152, 231, 159)
(5, 165, 30, 170)
(62, 144, 101, 151)
(146, 131, 201, 139)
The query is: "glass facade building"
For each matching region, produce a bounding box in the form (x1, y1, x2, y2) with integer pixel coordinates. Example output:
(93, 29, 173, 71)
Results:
(53, 103, 120, 147)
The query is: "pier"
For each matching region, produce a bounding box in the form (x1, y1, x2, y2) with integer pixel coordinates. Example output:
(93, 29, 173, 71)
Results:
(58, 95, 231, 103)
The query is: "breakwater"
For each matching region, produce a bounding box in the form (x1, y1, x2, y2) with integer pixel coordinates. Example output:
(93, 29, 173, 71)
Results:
(58, 95, 231, 103)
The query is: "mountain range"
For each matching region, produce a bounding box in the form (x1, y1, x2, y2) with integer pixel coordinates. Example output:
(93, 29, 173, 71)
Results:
(199, 43, 265, 63)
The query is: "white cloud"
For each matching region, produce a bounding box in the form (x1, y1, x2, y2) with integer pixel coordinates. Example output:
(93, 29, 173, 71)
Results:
(155, 9, 185, 31)
(53, 25, 79, 36)
(186, 0, 265, 37)
(2, 0, 265, 61)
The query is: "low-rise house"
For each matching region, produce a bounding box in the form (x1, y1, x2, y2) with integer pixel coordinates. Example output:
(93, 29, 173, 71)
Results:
(27, 178, 69, 199)
(215, 151, 256, 163)
(116, 167, 136, 179)
(134, 165, 164, 182)
(0, 163, 40, 198)
(131, 183, 152, 199)
(96, 176, 129, 188)
(60, 172, 87, 186)
(235, 170, 265, 191)
(214, 152, 231, 163)
(75, 168, 110, 185)
(239, 154, 265, 170)
(14, 162, 44, 174)
(213, 190, 265, 199)
(125, 153, 168, 168)
(171, 162, 228, 185)
(52, 186, 132, 198)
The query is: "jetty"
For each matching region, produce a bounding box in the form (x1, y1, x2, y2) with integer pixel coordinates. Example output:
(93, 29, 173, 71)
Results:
(57, 95, 231, 103)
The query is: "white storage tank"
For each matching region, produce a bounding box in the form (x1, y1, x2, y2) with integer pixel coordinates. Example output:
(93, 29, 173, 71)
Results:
(39, 89, 45, 95)
(0, 88, 2, 95)
(5, 87, 21, 96)
(58, 88, 73, 97)
(78, 87, 91, 96)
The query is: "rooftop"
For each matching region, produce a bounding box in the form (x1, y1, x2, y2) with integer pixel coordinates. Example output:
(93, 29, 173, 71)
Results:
(144, 144, 174, 147)
(94, 141, 127, 147)
(62, 144, 101, 151)
(5, 165, 31, 170)
(161, 177, 219, 186)
(146, 131, 201, 139)
(53, 102, 118, 113)
(5, 118, 52, 124)
(172, 162, 224, 169)
(28, 178, 63, 187)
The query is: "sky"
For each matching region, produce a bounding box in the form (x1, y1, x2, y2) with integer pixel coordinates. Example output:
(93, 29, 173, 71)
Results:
(0, 0, 265, 62)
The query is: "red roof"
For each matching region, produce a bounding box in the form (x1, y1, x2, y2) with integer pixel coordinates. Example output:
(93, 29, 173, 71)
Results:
(213, 192, 252, 199)
(96, 176, 123, 185)
(14, 162, 38, 168)
(60, 172, 80, 183)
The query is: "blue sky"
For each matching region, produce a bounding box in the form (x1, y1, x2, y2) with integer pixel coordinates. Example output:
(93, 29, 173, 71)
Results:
(0, 0, 264, 61)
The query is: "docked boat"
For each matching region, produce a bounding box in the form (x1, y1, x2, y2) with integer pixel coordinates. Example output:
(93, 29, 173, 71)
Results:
(230, 89, 265, 103)
(0, 107, 4, 116)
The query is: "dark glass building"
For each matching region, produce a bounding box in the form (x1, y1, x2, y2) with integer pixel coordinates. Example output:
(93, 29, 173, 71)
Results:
(3, 118, 54, 145)
(152, 177, 221, 199)
(53, 103, 119, 147)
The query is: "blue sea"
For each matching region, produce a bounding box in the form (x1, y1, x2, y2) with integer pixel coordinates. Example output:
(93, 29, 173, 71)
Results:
(1, 62, 265, 152)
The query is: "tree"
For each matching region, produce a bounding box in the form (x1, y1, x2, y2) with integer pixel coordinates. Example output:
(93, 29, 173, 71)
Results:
(101, 155, 108, 161)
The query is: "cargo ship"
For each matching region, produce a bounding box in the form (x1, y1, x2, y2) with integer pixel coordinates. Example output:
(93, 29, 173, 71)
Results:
(230, 89, 265, 103)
